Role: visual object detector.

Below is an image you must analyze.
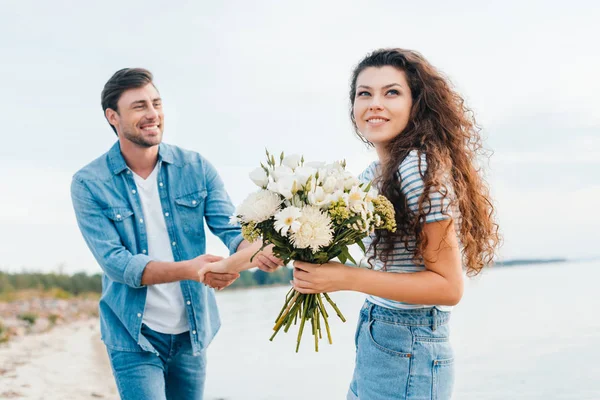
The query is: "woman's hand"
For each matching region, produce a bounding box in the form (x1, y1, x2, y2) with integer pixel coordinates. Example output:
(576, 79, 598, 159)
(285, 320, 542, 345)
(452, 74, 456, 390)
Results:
(292, 260, 352, 294)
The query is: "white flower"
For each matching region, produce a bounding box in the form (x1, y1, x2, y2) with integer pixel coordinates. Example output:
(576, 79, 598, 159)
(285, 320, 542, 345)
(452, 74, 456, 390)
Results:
(229, 215, 239, 226)
(347, 186, 367, 212)
(294, 166, 316, 187)
(329, 189, 347, 203)
(290, 206, 334, 253)
(343, 176, 360, 191)
(268, 175, 298, 199)
(249, 167, 269, 188)
(236, 190, 282, 223)
(282, 154, 302, 170)
(307, 186, 333, 209)
(272, 165, 294, 182)
(322, 176, 338, 194)
(274, 206, 302, 236)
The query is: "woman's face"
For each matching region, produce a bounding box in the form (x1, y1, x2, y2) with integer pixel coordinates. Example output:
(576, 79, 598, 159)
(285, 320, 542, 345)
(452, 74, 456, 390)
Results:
(353, 66, 413, 150)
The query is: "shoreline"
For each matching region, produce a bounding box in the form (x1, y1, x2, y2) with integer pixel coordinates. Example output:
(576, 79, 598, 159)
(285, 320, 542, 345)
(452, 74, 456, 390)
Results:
(0, 318, 117, 399)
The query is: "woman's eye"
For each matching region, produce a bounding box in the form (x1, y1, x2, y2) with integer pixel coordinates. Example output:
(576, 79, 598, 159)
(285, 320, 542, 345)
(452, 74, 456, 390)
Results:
(357, 91, 370, 97)
(386, 89, 400, 96)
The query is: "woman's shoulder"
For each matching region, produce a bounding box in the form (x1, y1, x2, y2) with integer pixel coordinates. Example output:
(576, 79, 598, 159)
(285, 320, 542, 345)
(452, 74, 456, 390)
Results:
(398, 150, 428, 180)
(358, 160, 379, 184)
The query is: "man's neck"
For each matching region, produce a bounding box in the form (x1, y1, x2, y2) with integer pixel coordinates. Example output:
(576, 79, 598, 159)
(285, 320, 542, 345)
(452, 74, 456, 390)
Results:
(119, 138, 159, 179)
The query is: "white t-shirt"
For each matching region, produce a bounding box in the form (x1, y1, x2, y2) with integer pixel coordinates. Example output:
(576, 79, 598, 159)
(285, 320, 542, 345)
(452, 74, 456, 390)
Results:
(133, 164, 189, 334)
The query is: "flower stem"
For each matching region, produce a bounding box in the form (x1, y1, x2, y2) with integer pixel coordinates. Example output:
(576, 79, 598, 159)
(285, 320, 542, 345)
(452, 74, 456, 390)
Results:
(324, 293, 346, 322)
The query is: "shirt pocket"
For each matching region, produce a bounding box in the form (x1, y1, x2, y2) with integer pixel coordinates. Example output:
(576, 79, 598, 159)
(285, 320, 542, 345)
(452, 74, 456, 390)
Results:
(174, 190, 207, 236)
(102, 207, 136, 244)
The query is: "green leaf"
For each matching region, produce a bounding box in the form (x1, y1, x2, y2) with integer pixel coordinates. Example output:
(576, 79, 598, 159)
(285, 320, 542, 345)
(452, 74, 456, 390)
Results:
(356, 240, 366, 254)
(341, 246, 357, 266)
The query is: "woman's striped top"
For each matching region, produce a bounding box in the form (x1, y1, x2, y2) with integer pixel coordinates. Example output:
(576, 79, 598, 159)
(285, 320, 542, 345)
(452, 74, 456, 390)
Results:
(358, 150, 456, 311)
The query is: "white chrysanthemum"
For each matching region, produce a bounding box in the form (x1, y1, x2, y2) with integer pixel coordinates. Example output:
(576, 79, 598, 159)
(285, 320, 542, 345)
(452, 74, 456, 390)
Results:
(273, 206, 302, 237)
(290, 206, 334, 253)
(236, 190, 282, 223)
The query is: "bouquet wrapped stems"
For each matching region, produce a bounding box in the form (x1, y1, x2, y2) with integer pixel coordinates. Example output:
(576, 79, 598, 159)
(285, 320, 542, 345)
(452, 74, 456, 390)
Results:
(270, 287, 346, 352)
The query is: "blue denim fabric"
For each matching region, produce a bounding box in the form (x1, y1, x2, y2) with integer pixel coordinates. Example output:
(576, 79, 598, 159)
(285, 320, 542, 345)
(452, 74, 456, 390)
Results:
(71, 141, 243, 355)
(107, 324, 207, 400)
(347, 301, 455, 400)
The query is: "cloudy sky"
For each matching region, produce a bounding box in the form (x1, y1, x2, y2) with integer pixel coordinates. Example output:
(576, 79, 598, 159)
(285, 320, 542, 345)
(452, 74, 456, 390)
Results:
(1, 0, 598, 273)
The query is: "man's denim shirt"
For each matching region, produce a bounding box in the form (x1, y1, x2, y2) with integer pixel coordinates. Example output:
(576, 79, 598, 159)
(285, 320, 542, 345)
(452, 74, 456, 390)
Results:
(71, 141, 243, 355)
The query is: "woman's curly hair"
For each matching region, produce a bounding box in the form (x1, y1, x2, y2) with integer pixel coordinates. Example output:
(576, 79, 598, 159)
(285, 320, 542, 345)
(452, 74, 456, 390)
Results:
(349, 48, 500, 276)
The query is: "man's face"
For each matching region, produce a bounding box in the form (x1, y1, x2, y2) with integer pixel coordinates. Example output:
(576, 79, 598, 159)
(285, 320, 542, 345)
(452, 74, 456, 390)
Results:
(106, 83, 164, 148)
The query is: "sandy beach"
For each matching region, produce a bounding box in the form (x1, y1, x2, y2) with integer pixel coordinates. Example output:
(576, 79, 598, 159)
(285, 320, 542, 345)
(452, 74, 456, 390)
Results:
(0, 318, 117, 399)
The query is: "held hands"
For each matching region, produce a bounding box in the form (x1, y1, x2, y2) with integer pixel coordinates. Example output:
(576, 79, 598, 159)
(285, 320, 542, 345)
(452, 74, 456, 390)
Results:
(190, 254, 239, 290)
(292, 260, 350, 294)
(196, 243, 285, 288)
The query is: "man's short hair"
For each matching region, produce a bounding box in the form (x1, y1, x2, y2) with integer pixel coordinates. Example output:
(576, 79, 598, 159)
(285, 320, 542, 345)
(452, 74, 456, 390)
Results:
(101, 68, 154, 134)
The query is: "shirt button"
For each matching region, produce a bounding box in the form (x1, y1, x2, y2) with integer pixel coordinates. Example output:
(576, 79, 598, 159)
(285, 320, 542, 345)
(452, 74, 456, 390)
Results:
(132, 189, 137, 194)
(116, 214, 122, 219)
(127, 170, 131, 174)
(192, 200, 197, 205)
(159, 182, 164, 187)
(165, 212, 169, 217)
(172, 242, 176, 246)
(142, 249, 147, 254)
(186, 301, 191, 305)
(192, 330, 197, 335)
(137, 313, 142, 318)
(139, 218, 144, 223)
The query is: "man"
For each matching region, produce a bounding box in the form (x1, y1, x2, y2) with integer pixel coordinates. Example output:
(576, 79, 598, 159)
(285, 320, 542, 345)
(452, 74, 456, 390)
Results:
(71, 68, 282, 399)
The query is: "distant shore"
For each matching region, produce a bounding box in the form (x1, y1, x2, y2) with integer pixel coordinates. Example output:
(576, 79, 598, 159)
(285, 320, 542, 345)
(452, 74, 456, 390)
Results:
(493, 258, 568, 267)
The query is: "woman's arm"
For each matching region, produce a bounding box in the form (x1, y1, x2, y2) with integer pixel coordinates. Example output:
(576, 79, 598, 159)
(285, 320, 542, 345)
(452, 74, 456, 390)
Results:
(197, 241, 283, 283)
(293, 219, 464, 306)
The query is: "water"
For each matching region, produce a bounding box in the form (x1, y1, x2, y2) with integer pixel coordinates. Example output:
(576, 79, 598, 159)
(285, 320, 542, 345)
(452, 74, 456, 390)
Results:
(205, 260, 600, 399)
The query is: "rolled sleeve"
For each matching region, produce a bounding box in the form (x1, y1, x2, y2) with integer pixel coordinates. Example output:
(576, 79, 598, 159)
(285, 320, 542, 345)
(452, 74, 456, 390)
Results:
(123, 254, 153, 288)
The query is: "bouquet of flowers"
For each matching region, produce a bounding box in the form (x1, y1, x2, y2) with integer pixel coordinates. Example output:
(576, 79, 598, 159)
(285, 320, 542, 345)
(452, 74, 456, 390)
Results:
(231, 150, 396, 352)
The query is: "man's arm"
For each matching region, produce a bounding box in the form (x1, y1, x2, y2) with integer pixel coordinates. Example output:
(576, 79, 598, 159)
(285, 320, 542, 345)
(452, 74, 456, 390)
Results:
(71, 177, 233, 287)
(141, 255, 225, 285)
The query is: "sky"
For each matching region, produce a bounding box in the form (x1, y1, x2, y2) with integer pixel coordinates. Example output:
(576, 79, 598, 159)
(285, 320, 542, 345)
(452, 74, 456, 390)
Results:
(1, 0, 599, 274)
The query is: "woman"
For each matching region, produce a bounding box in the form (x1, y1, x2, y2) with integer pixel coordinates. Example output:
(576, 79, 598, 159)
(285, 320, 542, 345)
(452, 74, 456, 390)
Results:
(292, 48, 500, 399)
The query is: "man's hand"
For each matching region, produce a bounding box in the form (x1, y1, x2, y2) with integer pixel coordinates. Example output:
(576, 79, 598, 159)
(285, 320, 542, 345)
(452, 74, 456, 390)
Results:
(190, 254, 239, 290)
